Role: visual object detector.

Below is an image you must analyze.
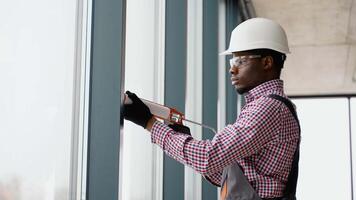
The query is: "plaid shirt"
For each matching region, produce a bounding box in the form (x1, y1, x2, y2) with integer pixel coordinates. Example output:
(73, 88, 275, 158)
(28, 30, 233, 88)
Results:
(151, 79, 300, 198)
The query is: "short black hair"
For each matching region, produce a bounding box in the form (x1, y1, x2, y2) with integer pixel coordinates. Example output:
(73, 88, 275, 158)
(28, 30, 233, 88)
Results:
(246, 48, 286, 75)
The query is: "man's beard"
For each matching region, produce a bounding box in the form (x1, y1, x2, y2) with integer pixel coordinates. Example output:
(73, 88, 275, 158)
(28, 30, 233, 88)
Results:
(235, 87, 247, 94)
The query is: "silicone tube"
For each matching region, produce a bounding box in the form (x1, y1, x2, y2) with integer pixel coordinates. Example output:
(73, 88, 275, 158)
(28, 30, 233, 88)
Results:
(123, 94, 216, 134)
(124, 94, 171, 120)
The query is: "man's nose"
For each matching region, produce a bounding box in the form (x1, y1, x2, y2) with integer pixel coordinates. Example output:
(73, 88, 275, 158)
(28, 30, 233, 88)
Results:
(229, 66, 238, 75)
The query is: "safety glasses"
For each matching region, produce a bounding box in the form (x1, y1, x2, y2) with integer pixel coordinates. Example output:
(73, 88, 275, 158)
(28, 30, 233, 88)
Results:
(229, 55, 261, 68)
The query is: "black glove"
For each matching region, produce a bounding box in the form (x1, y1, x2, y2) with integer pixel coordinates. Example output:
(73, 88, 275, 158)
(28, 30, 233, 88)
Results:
(123, 91, 153, 128)
(168, 123, 191, 135)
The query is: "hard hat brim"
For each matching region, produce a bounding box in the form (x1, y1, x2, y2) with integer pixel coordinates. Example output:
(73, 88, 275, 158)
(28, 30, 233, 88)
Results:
(219, 46, 291, 56)
(219, 50, 232, 56)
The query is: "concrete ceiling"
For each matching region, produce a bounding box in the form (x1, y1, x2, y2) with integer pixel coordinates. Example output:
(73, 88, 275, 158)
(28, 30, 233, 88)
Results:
(252, 0, 356, 95)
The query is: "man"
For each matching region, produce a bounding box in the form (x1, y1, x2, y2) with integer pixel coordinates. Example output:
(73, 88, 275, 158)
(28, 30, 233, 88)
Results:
(123, 18, 300, 200)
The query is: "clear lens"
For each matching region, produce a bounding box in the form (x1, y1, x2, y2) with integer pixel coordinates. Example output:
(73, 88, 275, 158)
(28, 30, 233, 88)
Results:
(229, 55, 261, 68)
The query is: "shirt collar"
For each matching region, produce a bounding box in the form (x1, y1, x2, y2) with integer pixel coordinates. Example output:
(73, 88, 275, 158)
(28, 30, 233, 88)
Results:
(245, 79, 284, 103)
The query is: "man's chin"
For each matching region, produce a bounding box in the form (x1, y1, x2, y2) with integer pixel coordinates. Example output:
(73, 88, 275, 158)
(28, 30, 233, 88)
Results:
(235, 88, 246, 94)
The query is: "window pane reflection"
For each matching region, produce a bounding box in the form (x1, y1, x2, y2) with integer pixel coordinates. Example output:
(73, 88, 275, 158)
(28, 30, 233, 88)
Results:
(351, 97, 356, 197)
(0, 0, 77, 199)
(293, 98, 351, 200)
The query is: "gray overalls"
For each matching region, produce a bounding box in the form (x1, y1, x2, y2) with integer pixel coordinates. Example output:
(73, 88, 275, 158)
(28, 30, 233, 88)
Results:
(221, 164, 262, 200)
(219, 94, 300, 200)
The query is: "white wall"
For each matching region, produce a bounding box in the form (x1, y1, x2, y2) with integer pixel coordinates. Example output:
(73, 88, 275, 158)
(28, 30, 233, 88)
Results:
(0, 0, 78, 199)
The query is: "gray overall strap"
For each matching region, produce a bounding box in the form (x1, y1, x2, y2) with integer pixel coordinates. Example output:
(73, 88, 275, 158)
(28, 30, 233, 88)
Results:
(222, 164, 262, 200)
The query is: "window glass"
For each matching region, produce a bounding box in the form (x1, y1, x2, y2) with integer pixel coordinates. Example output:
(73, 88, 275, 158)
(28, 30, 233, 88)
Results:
(292, 98, 351, 199)
(122, 0, 163, 199)
(351, 97, 356, 197)
(0, 1, 77, 199)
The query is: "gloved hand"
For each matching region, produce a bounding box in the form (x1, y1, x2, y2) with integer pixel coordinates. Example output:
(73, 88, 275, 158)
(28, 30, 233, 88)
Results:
(168, 123, 191, 135)
(123, 91, 153, 128)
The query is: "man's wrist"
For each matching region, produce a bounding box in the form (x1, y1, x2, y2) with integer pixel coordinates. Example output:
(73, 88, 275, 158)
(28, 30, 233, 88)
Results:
(145, 117, 157, 131)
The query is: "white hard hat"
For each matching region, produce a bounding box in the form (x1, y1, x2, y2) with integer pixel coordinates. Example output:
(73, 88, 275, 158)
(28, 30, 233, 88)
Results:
(220, 18, 290, 55)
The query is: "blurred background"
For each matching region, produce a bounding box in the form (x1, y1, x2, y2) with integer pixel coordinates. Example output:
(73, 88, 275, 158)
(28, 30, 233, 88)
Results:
(0, 0, 355, 199)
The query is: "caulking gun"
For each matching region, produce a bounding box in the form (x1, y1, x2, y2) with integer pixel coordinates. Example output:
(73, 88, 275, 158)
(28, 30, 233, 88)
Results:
(124, 94, 217, 134)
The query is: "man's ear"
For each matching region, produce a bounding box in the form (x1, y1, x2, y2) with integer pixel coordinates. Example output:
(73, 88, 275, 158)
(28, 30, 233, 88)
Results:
(262, 56, 273, 71)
